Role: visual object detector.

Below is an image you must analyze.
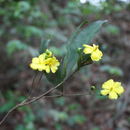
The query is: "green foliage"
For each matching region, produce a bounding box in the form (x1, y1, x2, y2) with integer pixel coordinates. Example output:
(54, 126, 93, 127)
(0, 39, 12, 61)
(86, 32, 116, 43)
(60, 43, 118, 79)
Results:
(62, 0, 80, 15)
(0, 91, 15, 113)
(6, 40, 28, 55)
(0, 91, 35, 130)
(55, 123, 63, 130)
(15, 123, 35, 130)
(15, 124, 26, 130)
(39, 39, 51, 54)
(50, 110, 68, 121)
(49, 45, 67, 57)
(92, 127, 101, 130)
(67, 114, 86, 126)
(19, 26, 43, 38)
(0, 101, 15, 113)
(67, 103, 81, 111)
(14, 1, 31, 18)
(101, 1, 125, 14)
(40, 20, 106, 86)
(64, 20, 107, 77)
(80, 3, 100, 15)
(0, 90, 26, 113)
(54, 97, 66, 106)
(17, 106, 36, 130)
(104, 25, 120, 35)
(100, 65, 123, 76)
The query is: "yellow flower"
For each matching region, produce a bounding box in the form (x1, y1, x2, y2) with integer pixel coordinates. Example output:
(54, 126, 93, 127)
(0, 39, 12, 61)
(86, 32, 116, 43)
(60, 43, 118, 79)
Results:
(83, 44, 103, 61)
(30, 54, 46, 71)
(101, 79, 124, 100)
(30, 50, 60, 73)
(43, 57, 60, 73)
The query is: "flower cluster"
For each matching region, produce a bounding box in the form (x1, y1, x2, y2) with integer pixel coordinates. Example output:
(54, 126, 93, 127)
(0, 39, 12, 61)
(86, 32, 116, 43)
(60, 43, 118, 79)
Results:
(83, 44, 103, 61)
(101, 79, 124, 99)
(30, 49, 60, 73)
(29, 43, 125, 100)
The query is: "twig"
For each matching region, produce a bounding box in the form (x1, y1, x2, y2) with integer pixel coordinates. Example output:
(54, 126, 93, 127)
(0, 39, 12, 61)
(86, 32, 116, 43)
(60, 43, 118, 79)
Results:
(0, 99, 28, 125)
(0, 68, 89, 125)
(0, 80, 64, 125)
(30, 72, 43, 98)
(64, 92, 91, 97)
(28, 71, 39, 97)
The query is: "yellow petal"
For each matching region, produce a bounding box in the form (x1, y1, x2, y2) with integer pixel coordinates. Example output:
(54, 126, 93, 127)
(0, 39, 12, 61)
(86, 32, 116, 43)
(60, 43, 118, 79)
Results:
(39, 54, 45, 62)
(91, 50, 103, 61)
(102, 79, 114, 89)
(53, 59, 60, 66)
(32, 57, 39, 64)
(101, 90, 110, 96)
(108, 91, 118, 99)
(38, 64, 46, 71)
(113, 86, 124, 95)
(38, 68, 43, 71)
(56, 61, 60, 66)
(30, 63, 38, 70)
(83, 44, 94, 54)
(45, 66, 50, 73)
(51, 66, 57, 73)
(93, 44, 99, 50)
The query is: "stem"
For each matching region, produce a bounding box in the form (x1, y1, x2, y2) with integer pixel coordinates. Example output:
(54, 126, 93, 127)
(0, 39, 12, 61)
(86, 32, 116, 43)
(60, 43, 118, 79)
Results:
(0, 68, 85, 125)
(0, 80, 64, 126)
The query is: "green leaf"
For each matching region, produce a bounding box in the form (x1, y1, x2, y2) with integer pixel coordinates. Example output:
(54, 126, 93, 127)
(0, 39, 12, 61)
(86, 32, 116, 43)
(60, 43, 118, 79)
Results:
(105, 24, 120, 35)
(49, 45, 67, 57)
(15, 124, 26, 130)
(45, 20, 107, 86)
(67, 115, 86, 126)
(67, 103, 81, 111)
(54, 97, 66, 106)
(6, 40, 28, 55)
(100, 65, 123, 76)
(45, 22, 87, 85)
(64, 20, 107, 77)
(55, 123, 62, 130)
(39, 39, 50, 54)
(0, 101, 15, 113)
(50, 110, 68, 121)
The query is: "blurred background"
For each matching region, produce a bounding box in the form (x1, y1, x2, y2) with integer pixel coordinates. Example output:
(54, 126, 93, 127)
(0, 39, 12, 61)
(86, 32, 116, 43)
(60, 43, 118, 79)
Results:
(0, 0, 130, 130)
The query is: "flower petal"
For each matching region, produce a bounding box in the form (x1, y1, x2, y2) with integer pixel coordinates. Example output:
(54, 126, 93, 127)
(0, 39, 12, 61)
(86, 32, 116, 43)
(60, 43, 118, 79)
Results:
(51, 66, 57, 73)
(101, 90, 110, 96)
(39, 54, 45, 62)
(108, 91, 118, 99)
(45, 66, 50, 73)
(114, 87, 124, 95)
(102, 79, 114, 89)
(32, 57, 39, 64)
(30, 63, 38, 70)
(91, 49, 103, 61)
(83, 44, 94, 54)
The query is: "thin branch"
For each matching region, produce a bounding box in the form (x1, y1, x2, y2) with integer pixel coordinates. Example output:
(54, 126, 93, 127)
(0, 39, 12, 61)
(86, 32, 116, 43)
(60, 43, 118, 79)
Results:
(0, 80, 64, 125)
(29, 72, 43, 98)
(0, 68, 87, 125)
(64, 92, 91, 97)
(28, 71, 39, 97)
(0, 99, 28, 125)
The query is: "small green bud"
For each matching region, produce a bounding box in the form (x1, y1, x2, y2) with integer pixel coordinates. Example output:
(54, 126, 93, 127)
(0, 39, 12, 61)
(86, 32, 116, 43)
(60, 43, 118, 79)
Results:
(91, 86, 96, 91)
